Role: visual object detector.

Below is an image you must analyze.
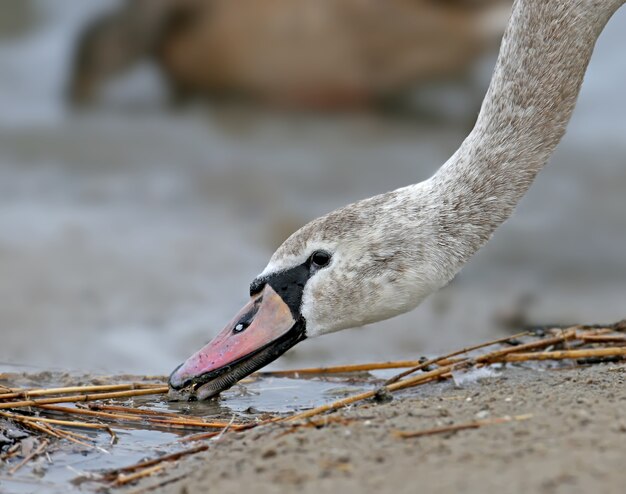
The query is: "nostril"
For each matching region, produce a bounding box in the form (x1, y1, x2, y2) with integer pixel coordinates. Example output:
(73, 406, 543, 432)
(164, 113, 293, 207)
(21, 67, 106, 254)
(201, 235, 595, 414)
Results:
(233, 321, 250, 333)
(233, 302, 259, 334)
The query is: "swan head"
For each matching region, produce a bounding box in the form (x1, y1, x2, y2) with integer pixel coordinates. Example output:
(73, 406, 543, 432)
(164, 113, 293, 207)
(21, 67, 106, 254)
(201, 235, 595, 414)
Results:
(169, 182, 450, 400)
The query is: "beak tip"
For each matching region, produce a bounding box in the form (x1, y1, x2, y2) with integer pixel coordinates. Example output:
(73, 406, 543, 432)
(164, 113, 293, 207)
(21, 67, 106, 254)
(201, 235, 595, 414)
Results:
(166, 387, 188, 402)
(167, 363, 186, 390)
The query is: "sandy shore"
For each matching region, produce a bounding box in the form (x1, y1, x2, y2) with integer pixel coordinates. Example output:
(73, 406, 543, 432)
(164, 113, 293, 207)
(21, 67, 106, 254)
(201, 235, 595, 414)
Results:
(122, 364, 626, 494)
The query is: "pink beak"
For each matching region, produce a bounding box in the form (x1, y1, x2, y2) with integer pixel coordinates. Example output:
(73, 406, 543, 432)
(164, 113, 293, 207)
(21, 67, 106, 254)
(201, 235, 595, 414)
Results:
(168, 284, 304, 400)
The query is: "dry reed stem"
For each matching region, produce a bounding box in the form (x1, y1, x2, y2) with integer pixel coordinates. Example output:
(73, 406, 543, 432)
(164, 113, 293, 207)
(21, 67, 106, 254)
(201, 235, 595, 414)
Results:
(21, 420, 63, 440)
(261, 331, 531, 380)
(103, 444, 209, 480)
(0, 410, 111, 431)
(395, 413, 534, 438)
(579, 320, 626, 332)
(147, 417, 246, 430)
(88, 404, 184, 418)
(179, 418, 269, 442)
(259, 361, 426, 376)
(493, 347, 626, 362)
(385, 330, 532, 385)
(38, 405, 140, 421)
(114, 464, 168, 486)
(36, 404, 245, 430)
(50, 427, 98, 450)
(286, 372, 448, 423)
(287, 330, 576, 423)
(52, 426, 92, 442)
(90, 404, 256, 427)
(0, 386, 169, 410)
(473, 329, 576, 363)
(177, 430, 222, 442)
(1, 410, 116, 443)
(8, 439, 50, 475)
(35, 422, 82, 443)
(577, 334, 626, 343)
(0, 383, 164, 401)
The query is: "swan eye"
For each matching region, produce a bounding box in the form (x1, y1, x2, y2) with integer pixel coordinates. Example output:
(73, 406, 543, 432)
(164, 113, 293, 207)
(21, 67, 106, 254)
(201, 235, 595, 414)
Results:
(310, 250, 331, 269)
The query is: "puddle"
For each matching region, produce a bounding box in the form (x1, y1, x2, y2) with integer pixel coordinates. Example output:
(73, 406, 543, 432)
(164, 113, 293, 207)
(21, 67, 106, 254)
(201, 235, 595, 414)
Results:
(0, 365, 380, 494)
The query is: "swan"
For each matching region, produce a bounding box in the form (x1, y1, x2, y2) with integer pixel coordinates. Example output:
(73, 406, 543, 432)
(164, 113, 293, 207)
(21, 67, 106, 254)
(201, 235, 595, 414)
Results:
(169, 0, 626, 400)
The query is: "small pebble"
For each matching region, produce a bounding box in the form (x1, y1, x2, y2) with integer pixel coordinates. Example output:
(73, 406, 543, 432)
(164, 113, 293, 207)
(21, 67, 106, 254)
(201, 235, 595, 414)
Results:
(261, 449, 277, 459)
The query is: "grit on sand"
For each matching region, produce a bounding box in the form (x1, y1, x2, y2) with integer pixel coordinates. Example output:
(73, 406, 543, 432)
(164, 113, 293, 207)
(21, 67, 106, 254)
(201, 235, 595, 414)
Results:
(125, 365, 626, 494)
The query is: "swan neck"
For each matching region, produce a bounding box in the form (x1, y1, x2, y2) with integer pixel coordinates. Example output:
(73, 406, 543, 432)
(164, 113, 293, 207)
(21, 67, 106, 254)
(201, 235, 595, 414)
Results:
(430, 0, 622, 274)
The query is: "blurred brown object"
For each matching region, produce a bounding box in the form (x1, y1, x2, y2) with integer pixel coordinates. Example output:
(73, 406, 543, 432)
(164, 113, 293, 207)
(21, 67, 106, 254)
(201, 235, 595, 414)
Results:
(68, 0, 512, 110)
(0, 0, 36, 39)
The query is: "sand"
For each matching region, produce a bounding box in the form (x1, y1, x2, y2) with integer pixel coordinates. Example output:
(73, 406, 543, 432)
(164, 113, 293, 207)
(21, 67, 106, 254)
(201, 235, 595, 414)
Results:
(120, 363, 626, 494)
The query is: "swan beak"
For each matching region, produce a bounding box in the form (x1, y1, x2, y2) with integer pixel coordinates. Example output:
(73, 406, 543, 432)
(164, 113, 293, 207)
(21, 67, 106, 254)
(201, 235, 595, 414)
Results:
(168, 284, 305, 400)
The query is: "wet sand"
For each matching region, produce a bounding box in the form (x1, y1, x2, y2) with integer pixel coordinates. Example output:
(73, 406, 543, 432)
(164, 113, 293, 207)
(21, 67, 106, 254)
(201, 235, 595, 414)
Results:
(125, 364, 626, 494)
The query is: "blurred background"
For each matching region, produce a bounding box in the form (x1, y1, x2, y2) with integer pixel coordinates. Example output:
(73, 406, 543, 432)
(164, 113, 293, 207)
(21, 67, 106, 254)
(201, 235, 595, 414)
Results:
(1, 0, 625, 376)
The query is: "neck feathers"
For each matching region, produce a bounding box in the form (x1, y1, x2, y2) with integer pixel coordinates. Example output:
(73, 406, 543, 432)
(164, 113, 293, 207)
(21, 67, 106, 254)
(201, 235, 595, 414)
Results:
(428, 0, 623, 278)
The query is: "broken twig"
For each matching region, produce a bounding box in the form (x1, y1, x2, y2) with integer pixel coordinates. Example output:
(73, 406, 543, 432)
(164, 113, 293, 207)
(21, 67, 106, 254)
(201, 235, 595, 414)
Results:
(395, 413, 533, 438)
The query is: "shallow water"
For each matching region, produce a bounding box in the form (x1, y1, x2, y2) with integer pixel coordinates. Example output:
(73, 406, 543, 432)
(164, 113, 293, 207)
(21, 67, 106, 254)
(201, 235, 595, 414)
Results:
(0, 366, 383, 494)
(2, 426, 181, 494)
